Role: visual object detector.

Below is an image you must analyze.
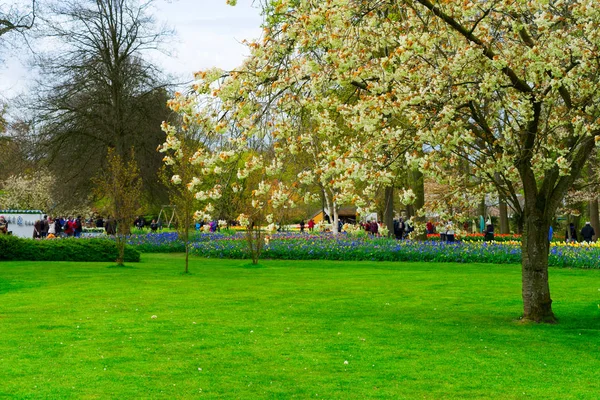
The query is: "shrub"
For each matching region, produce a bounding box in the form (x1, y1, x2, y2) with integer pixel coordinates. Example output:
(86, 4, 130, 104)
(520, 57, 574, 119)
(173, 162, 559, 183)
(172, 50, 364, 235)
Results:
(0, 235, 140, 262)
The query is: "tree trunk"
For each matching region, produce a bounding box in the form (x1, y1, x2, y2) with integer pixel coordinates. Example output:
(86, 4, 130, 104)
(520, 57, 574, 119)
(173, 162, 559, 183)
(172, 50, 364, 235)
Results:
(499, 194, 509, 234)
(184, 228, 189, 274)
(573, 204, 583, 242)
(323, 190, 338, 235)
(116, 234, 124, 266)
(521, 211, 556, 323)
(332, 207, 339, 235)
(246, 225, 263, 265)
(384, 186, 394, 238)
(405, 204, 414, 218)
(411, 168, 426, 240)
(185, 245, 189, 274)
(589, 198, 599, 242)
(478, 198, 486, 221)
(514, 212, 524, 234)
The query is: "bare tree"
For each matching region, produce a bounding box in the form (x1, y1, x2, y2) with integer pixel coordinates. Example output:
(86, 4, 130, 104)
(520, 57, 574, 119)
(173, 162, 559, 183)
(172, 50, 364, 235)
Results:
(33, 0, 174, 209)
(0, 0, 36, 38)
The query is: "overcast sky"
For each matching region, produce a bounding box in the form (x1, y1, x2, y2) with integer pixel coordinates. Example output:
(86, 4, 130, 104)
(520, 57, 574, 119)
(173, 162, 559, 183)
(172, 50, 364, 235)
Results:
(0, 0, 263, 97)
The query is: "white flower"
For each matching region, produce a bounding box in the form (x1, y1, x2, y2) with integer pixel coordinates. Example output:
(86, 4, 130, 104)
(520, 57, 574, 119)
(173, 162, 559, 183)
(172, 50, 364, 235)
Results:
(400, 189, 417, 205)
(171, 175, 182, 185)
(343, 360, 348, 365)
(195, 191, 208, 201)
(151, 315, 157, 319)
(266, 223, 277, 233)
(238, 213, 250, 227)
(555, 156, 570, 177)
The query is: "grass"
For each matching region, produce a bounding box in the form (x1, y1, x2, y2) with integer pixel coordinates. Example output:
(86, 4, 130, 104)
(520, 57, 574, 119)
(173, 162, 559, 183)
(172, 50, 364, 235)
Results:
(0, 254, 599, 399)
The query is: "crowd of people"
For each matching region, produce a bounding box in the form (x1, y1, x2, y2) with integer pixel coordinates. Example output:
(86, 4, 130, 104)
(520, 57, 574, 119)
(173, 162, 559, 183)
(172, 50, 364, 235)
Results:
(22, 215, 165, 239)
(2, 212, 598, 244)
(29, 215, 106, 239)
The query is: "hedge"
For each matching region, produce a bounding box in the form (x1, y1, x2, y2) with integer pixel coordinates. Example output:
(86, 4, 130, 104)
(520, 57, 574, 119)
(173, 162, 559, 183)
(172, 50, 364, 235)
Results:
(0, 235, 140, 262)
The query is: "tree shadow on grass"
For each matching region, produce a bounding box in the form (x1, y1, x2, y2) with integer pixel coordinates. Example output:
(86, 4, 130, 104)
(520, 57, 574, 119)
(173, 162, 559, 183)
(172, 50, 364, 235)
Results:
(106, 264, 137, 269)
(237, 262, 266, 269)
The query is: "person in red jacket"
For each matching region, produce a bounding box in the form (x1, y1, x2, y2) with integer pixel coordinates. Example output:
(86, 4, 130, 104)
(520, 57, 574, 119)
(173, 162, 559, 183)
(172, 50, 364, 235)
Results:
(307, 219, 315, 231)
(64, 217, 75, 237)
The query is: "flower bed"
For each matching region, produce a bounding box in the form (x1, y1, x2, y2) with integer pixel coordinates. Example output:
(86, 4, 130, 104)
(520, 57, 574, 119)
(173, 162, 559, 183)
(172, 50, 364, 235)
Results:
(124, 231, 600, 269)
(188, 234, 600, 269)
(125, 232, 234, 252)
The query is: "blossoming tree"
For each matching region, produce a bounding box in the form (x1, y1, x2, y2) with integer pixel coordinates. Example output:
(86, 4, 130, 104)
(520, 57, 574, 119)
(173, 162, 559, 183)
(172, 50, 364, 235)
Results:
(327, 0, 600, 321)
(228, 0, 599, 323)
(164, 0, 600, 322)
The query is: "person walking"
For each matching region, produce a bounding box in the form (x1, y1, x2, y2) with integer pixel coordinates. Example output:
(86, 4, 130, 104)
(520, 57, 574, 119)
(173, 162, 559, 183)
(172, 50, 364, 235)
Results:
(0, 216, 8, 234)
(484, 219, 494, 242)
(566, 222, 577, 242)
(40, 215, 49, 238)
(105, 216, 116, 235)
(33, 219, 42, 239)
(54, 218, 63, 237)
(74, 216, 83, 237)
(370, 220, 379, 236)
(48, 217, 56, 237)
(581, 222, 595, 243)
(426, 220, 434, 234)
(64, 217, 75, 237)
(445, 221, 455, 243)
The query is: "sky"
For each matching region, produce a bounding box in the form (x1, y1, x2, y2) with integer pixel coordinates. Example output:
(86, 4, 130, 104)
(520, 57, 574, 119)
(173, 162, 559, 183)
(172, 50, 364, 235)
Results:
(0, 0, 263, 98)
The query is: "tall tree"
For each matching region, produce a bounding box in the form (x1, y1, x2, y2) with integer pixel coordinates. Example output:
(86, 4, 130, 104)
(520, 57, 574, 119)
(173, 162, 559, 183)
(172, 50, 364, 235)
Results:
(33, 0, 172, 209)
(0, 0, 35, 38)
(93, 147, 141, 266)
(216, 0, 600, 323)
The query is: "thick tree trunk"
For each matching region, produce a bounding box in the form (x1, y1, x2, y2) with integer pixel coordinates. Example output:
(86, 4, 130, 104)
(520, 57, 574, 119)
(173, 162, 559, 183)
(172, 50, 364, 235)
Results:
(499, 194, 509, 234)
(589, 198, 599, 242)
(478, 198, 486, 222)
(521, 211, 556, 323)
(573, 205, 583, 241)
(116, 234, 125, 266)
(384, 186, 394, 238)
(514, 212, 524, 234)
(405, 204, 414, 218)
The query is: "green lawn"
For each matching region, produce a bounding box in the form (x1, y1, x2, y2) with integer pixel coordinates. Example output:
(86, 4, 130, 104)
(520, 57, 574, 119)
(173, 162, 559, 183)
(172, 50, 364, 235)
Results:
(1, 254, 599, 399)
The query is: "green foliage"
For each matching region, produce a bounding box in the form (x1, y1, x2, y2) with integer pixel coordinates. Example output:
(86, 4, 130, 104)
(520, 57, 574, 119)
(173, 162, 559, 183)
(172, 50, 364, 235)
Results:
(93, 148, 143, 265)
(0, 235, 140, 262)
(219, 228, 238, 236)
(0, 254, 599, 398)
